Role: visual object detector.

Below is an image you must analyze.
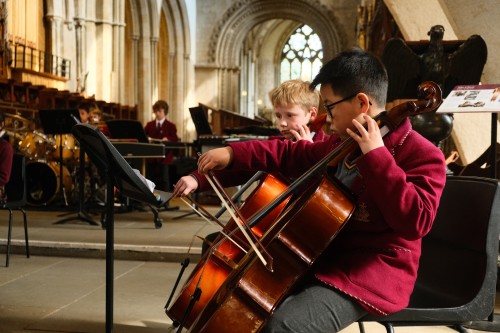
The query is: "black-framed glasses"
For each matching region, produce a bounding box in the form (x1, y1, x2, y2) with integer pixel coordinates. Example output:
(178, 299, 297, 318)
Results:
(323, 93, 358, 117)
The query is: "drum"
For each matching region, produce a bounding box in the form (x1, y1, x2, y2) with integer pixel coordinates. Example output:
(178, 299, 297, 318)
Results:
(72, 146, 89, 163)
(52, 134, 76, 160)
(18, 131, 53, 160)
(26, 162, 73, 206)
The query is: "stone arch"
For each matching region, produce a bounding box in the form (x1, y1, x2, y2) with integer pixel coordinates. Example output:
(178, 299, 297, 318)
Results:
(207, 0, 346, 111)
(209, 0, 345, 67)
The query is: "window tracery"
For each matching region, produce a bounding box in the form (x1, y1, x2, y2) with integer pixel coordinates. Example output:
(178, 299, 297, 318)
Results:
(280, 24, 323, 82)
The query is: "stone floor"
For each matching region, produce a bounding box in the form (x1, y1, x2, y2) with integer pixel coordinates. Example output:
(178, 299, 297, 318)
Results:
(0, 198, 498, 333)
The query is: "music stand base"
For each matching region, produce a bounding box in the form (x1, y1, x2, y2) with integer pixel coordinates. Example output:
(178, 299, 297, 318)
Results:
(173, 211, 197, 220)
(54, 212, 99, 226)
(162, 204, 180, 211)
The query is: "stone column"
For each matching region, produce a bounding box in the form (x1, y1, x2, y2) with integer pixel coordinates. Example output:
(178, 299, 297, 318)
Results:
(74, 17, 86, 93)
(137, 35, 152, 123)
(131, 35, 139, 107)
(95, 2, 113, 101)
(150, 37, 158, 104)
(45, 16, 64, 75)
(112, 0, 125, 103)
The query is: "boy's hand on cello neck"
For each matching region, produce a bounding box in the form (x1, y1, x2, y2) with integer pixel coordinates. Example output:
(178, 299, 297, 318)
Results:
(198, 146, 234, 174)
(346, 114, 384, 155)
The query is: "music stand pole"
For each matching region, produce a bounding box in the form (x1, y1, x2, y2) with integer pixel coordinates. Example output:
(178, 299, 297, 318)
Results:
(58, 135, 67, 206)
(491, 113, 497, 179)
(104, 166, 114, 333)
(55, 146, 98, 225)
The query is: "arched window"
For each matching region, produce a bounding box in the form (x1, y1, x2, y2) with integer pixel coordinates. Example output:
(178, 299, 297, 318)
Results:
(280, 25, 323, 82)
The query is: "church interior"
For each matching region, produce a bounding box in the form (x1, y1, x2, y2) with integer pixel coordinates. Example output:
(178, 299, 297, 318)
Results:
(1, 0, 500, 332)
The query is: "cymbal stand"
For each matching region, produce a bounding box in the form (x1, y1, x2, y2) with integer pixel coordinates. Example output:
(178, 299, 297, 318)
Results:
(55, 146, 99, 225)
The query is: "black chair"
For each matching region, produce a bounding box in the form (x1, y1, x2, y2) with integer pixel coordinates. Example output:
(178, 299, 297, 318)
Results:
(2, 154, 29, 267)
(358, 176, 500, 333)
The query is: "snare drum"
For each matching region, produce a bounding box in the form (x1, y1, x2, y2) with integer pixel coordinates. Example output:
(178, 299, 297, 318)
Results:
(26, 162, 72, 205)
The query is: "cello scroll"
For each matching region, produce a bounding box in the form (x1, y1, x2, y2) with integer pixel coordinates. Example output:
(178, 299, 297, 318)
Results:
(380, 81, 442, 130)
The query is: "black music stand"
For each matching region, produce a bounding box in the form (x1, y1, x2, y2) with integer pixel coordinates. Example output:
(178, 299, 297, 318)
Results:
(38, 109, 80, 207)
(106, 119, 150, 143)
(39, 109, 98, 225)
(54, 145, 99, 226)
(189, 106, 214, 136)
(105, 119, 149, 184)
(107, 119, 180, 213)
(72, 123, 172, 333)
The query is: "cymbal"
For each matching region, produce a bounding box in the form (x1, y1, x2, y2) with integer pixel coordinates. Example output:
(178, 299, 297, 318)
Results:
(4, 130, 24, 140)
(2, 123, 29, 132)
(4, 113, 30, 123)
(3, 125, 29, 132)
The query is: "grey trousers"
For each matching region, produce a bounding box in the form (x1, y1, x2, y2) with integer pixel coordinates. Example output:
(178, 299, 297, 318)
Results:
(261, 282, 368, 333)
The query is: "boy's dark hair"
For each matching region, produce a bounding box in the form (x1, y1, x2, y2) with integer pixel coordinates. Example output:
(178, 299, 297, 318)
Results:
(310, 48, 388, 107)
(153, 100, 169, 114)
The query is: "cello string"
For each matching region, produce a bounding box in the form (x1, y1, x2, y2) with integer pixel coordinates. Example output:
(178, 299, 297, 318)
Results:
(208, 172, 274, 261)
(178, 197, 212, 255)
(177, 198, 243, 303)
(179, 196, 247, 254)
(213, 171, 264, 219)
(182, 195, 250, 249)
(205, 173, 269, 267)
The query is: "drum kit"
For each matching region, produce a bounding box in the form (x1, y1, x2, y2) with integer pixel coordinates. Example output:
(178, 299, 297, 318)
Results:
(3, 112, 96, 207)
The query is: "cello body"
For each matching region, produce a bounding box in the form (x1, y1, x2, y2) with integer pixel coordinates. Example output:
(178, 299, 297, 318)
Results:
(166, 173, 291, 328)
(189, 176, 355, 333)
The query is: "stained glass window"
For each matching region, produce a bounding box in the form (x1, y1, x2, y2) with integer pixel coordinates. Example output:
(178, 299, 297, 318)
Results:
(280, 25, 323, 82)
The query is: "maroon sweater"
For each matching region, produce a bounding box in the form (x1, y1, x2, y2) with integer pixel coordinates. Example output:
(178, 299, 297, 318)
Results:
(144, 119, 179, 164)
(225, 119, 446, 315)
(192, 129, 329, 190)
(0, 139, 13, 186)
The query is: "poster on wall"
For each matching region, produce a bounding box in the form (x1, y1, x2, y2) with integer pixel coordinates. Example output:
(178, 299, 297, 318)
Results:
(436, 84, 500, 113)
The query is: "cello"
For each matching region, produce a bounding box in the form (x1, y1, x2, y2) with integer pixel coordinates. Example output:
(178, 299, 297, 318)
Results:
(166, 172, 292, 329)
(181, 81, 442, 333)
(166, 108, 330, 328)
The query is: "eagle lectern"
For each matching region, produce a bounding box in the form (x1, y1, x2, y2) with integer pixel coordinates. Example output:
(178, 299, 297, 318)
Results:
(382, 25, 487, 147)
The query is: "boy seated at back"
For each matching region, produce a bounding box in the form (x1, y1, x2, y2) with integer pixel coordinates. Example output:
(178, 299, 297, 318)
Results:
(173, 79, 328, 196)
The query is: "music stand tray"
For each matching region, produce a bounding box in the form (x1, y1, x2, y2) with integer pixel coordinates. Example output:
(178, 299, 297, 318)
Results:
(72, 123, 172, 333)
